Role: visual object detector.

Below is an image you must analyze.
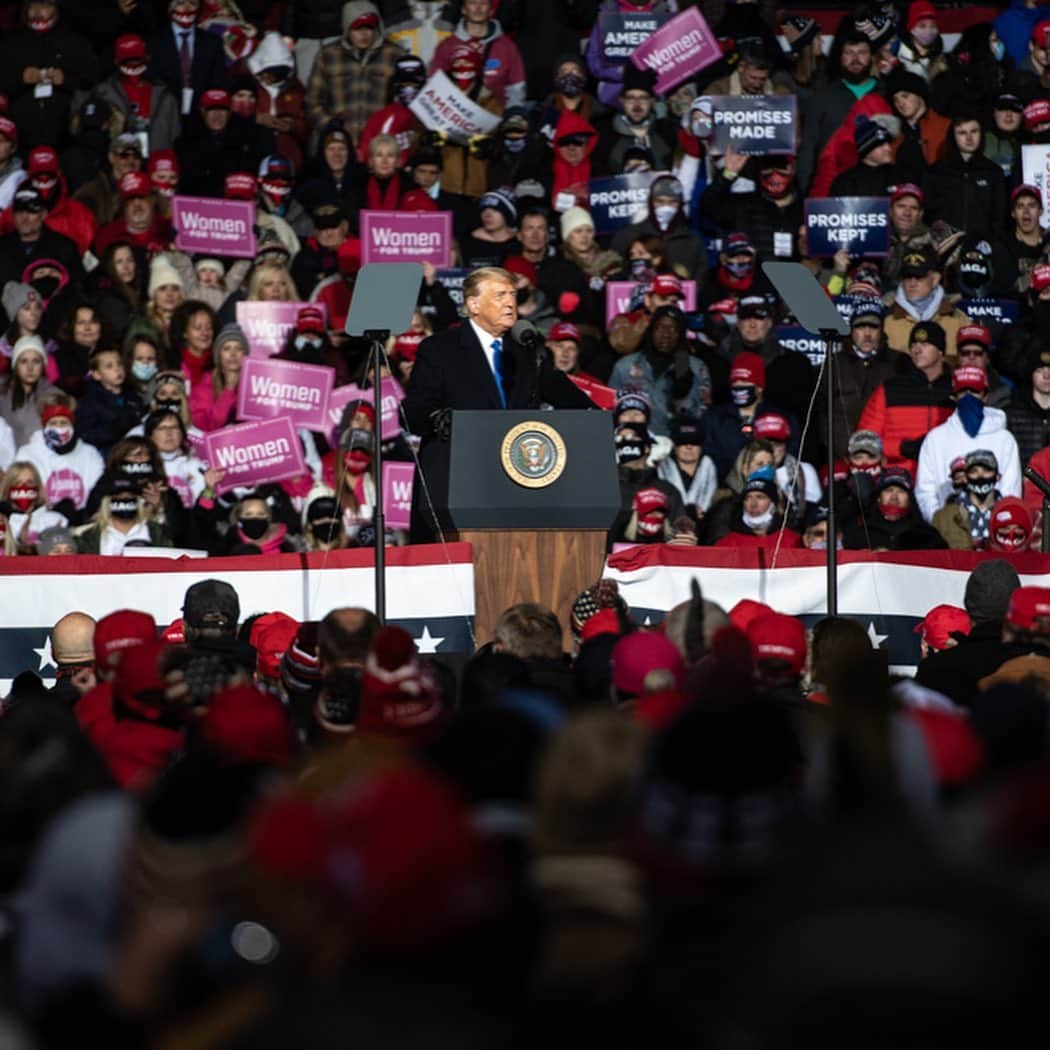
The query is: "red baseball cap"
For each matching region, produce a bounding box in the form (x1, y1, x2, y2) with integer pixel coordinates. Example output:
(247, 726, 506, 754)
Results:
(249, 611, 300, 680)
(1024, 97, 1050, 131)
(1032, 17, 1050, 46)
(957, 324, 991, 349)
(119, 171, 152, 199)
(1005, 587, 1050, 632)
(611, 629, 684, 695)
(27, 146, 58, 175)
(952, 365, 988, 394)
(1033, 264, 1050, 293)
(633, 487, 669, 517)
(648, 274, 684, 298)
(202, 682, 295, 767)
(350, 11, 379, 29)
(115, 34, 147, 62)
(0, 116, 16, 142)
(754, 413, 790, 441)
(94, 609, 157, 671)
(296, 305, 325, 335)
(201, 88, 231, 110)
(148, 149, 179, 176)
(914, 604, 971, 650)
(747, 612, 806, 676)
(1011, 183, 1042, 207)
(224, 171, 256, 199)
(548, 321, 581, 344)
(730, 350, 766, 386)
(891, 182, 924, 204)
(728, 598, 773, 632)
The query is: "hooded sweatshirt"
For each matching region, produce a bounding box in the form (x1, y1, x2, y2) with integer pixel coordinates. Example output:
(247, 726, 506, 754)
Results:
(551, 109, 598, 205)
(914, 404, 1022, 521)
(430, 13, 526, 107)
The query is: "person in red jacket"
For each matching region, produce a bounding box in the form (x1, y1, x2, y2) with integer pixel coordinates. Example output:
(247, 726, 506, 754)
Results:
(0, 146, 97, 255)
(358, 53, 427, 166)
(548, 107, 598, 210)
(93, 172, 173, 256)
(857, 320, 954, 478)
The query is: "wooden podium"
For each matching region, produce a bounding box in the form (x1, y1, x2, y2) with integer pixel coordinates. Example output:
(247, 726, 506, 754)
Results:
(452, 529, 608, 645)
(445, 411, 620, 647)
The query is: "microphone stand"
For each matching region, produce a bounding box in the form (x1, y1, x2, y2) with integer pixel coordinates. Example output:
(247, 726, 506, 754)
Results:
(1023, 465, 1050, 553)
(823, 328, 840, 615)
(363, 329, 388, 622)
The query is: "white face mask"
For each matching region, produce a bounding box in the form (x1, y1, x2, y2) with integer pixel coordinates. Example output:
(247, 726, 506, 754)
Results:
(654, 204, 678, 230)
(743, 507, 775, 530)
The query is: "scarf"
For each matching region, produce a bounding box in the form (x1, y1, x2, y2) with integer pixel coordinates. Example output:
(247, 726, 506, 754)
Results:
(366, 175, 401, 212)
(961, 493, 995, 545)
(121, 76, 153, 119)
(894, 281, 944, 321)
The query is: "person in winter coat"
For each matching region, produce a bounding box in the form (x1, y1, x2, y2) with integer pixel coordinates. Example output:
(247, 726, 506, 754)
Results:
(915, 365, 1022, 521)
(608, 306, 711, 438)
(1006, 344, 1050, 466)
(357, 53, 427, 167)
(887, 67, 951, 183)
(75, 349, 146, 460)
(544, 109, 598, 211)
(308, 2, 411, 140)
(713, 467, 802, 550)
(0, 0, 99, 148)
(93, 172, 172, 257)
(929, 22, 1012, 124)
(995, 0, 1050, 63)
(953, 325, 1011, 408)
(535, 52, 607, 148)
(883, 248, 972, 357)
(923, 114, 1008, 240)
(295, 120, 358, 220)
(76, 476, 172, 556)
(842, 465, 947, 550)
(656, 415, 718, 529)
(190, 323, 246, 432)
(586, 0, 675, 108)
(895, 0, 949, 82)
(430, 0, 526, 108)
(0, 187, 82, 291)
(0, 460, 65, 551)
(797, 24, 878, 191)
(608, 422, 684, 546)
(611, 174, 707, 285)
(15, 395, 104, 514)
(701, 150, 804, 264)
(95, 34, 182, 155)
(932, 448, 1007, 549)
(0, 118, 25, 214)
(594, 63, 677, 176)
(829, 115, 903, 197)
(245, 33, 309, 174)
(6, 147, 97, 257)
(857, 320, 955, 477)
(221, 493, 296, 555)
(0, 333, 55, 449)
(73, 133, 145, 229)
(144, 408, 208, 510)
(808, 86, 897, 199)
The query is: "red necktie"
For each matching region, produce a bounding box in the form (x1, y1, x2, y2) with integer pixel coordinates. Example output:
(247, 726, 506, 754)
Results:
(179, 32, 191, 85)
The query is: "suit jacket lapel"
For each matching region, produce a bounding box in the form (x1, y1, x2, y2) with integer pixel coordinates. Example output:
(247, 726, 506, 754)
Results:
(461, 324, 503, 409)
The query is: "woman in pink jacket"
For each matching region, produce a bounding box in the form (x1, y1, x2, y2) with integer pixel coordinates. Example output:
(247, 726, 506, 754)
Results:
(189, 322, 246, 432)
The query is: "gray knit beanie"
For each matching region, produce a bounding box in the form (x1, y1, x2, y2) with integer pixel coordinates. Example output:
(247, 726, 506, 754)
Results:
(964, 559, 1021, 625)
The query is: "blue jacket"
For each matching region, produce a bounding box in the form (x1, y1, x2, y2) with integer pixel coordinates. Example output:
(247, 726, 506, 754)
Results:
(76, 380, 144, 459)
(995, 0, 1050, 63)
(608, 351, 711, 438)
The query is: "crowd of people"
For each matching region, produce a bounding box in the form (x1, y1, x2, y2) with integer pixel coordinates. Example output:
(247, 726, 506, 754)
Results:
(2, 563, 1050, 1046)
(4, 0, 1050, 554)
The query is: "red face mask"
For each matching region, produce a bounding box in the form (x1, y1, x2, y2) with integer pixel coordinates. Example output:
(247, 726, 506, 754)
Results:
(231, 97, 256, 119)
(9, 485, 38, 513)
(637, 511, 665, 537)
(850, 463, 881, 477)
(29, 11, 57, 32)
(120, 62, 147, 79)
(879, 501, 908, 521)
(171, 9, 197, 29)
(343, 450, 371, 476)
(992, 526, 1028, 551)
(759, 170, 792, 198)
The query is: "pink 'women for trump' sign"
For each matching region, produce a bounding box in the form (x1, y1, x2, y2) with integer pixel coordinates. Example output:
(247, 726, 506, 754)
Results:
(173, 195, 257, 257)
(236, 302, 329, 357)
(237, 357, 334, 431)
(205, 417, 306, 494)
(360, 210, 453, 267)
(630, 7, 721, 96)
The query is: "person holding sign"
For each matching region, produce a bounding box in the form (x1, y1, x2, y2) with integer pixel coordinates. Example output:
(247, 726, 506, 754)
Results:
(586, 0, 674, 107)
(829, 115, 900, 197)
(189, 323, 246, 433)
(700, 148, 802, 263)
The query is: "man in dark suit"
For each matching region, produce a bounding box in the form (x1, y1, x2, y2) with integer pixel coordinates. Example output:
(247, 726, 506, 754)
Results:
(403, 265, 593, 542)
(147, 0, 227, 118)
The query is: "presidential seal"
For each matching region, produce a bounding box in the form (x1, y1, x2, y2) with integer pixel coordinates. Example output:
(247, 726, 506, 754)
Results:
(500, 420, 567, 489)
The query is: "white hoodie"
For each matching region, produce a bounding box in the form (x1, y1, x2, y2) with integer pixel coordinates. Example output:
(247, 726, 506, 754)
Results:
(159, 448, 207, 507)
(914, 405, 1021, 522)
(15, 431, 104, 510)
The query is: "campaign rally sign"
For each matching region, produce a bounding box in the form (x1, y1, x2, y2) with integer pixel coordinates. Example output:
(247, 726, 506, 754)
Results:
(383, 461, 415, 530)
(237, 356, 334, 431)
(360, 209, 452, 267)
(410, 70, 500, 144)
(435, 268, 469, 309)
(598, 11, 668, 62)
(1022, 144, 1050, 229)
(327, 379, 405, 443)
(236, 301, 328, 357)
(959, 298, 1020, 325)
(606, 280, 697, 326)
(173, 195, 256, 257)
(588, 173, 657, 234)
(630, 7, 722, 95)
(709, 95, 796, 156)
(206, 416, 306, 495)
(776, 326, 828, 368)
(804, 197, 890, 257)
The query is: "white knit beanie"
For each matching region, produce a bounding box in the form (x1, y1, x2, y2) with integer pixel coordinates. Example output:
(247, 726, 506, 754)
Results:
(148, 256, 184, 298)
(11, 334, 46, 370)
(560, 206, 594, 241)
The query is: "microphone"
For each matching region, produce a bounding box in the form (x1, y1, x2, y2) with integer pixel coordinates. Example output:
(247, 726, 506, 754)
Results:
(510, 318, 543, 348)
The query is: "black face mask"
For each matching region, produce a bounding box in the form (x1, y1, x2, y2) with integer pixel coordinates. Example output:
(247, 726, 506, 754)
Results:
(239, 517, 269, 540)
(109, 498, 139, 520)
(311, 518, 344, 544)
(31, 275, 60, 300)
(155, 398, 182, 414)
(967, 476, 996, 497)
(120, 461, 153, 478)
(516, 286, 531, 305)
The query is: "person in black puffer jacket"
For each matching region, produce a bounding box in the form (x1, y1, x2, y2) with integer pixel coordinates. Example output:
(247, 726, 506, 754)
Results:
(1005, 345, 1050, 466)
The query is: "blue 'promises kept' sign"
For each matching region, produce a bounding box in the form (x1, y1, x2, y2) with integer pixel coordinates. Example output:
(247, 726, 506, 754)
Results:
(804, 197, 890, 258)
